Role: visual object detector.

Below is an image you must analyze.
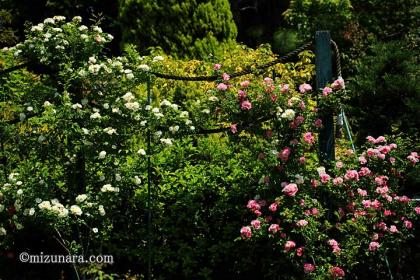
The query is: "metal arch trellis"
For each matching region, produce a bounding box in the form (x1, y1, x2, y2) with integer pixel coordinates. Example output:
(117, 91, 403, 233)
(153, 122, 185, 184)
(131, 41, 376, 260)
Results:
(0, 37, 347, 280)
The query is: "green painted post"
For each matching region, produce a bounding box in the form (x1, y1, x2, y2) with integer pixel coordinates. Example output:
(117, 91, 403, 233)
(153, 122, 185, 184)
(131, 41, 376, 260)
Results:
(315, 31, 335, 165)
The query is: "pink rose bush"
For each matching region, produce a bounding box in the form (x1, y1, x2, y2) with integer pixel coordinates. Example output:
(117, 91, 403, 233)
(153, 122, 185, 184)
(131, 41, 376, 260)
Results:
(234, 77, 420, 279)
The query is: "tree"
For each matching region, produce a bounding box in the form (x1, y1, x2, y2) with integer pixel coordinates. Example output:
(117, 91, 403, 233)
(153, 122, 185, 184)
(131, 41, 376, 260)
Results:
(119, 0, 238, 58)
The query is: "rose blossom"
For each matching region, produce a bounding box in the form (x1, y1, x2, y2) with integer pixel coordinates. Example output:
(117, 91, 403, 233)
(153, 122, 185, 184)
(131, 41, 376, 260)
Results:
(320, 173, 331, 184)
(240, 100, 252, 110)
(304, 263, 315, 273)
(314, 118, 322, 127)
(251, 219, 261, 230)
(230, 123, 237, 134)
(222, 72, 230, 81)
(333, 177, 343, 185)
(282, 183, 298, 197)
(407, 152, 419, 164)
(299, 83, 312, 93)
(331, 77, 345, 90)
(240, 226, 252, 239)
(280, 83, 289, 93)
(403, 220, 413, 229)
(296, 247, 304, 256)
(299, 157, 306, 164)
(278, 147, 291, 161)
(268, 224, 280, 233)
(216, 83, 227, 91)
(369, 241, 380, 251)
(213, 63, 221, 70)
(330, 266, 345, 278)
(389, 225, 398, 233)
(247, 200, 260, 211)
(344, 170, 359, 181)
(415, 207, 420, 215)
(322, 86, 333, 96)
(303, 132, 315, 144)
(240, 80, 250, 87)
(268, 203, 278, 212)
(296, 220, 308, 227)
(284, 240, 296, 251)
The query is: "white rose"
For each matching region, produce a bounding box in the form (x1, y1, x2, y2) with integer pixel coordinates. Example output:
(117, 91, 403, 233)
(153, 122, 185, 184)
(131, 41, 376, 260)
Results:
(70, 205, 83, 216)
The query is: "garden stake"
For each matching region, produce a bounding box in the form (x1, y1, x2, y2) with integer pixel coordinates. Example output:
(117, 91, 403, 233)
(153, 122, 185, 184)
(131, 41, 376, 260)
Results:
(146, 76, 153, 280)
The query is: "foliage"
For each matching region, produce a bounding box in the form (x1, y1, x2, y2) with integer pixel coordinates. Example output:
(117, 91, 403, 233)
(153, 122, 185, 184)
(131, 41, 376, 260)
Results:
(1, 15, 419, 280)
(348, 40, 420, 142)
(118, 0, 238, 59)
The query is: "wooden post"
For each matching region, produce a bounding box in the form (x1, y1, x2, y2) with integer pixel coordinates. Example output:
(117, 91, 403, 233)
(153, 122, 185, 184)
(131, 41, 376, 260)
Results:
(315, 31, 335, 164)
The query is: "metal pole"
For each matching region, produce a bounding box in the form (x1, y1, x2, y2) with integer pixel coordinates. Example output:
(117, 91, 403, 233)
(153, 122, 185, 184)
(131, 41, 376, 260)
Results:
(146, 76, 152, 280)
(315, 31, 335, 165)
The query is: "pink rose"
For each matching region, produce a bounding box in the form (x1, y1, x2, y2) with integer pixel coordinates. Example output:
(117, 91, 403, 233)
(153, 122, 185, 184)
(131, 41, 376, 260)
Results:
(280, 83, 289, 93)
(296, 247, 304, 256)
(237, 90, 247, 100)
(357, 188, 367, 196)
(322, 86, 333, 96)
(295, 116, 305, 126)
(268, 224, 280, 233)
(320, 173, 331, 184)
(331, 77, 345, 90)
(383, 210, 392, 216)
(268, 203, 278, 212)
(311, 208, 319, 216)
(333, 177, 343, 185)
(222, 72, 230, 81)
(296, 220, 308, 227)
(240, 100, 252, 110)
(376, 186, 389, 194)
(403, 220, 413, 229)
(213, 63, 222, 70)
(344, 170, 359, 181)
(359, 156, 367, 164)
(304, 263, 315, 273)
(216, 83, 228, 91)
(263, 77, 273, 85)
(254, 210, 262, 217)
(377, 222, 388, 231)
(299, 157, 306, 164)
(314, 118, 322, 128)
(240, 80, 250, 87)
(303, 132, 315, 144)
(282, 183, 298, 197)
(284, 240, 296, 251)
(415, 207, 420, 215)
(362, 200, 371, 208)
(372, 199, 381, 209)
(230, 123, 237, 134)
(299, 83, 312, 93)
(389, 225, 398, 233)
(359, 167, 371, 176)
(327, 239, 339, 247)
(278, 147, 291, 162)
(369, 241, 380, 251)
(407, 152, 419, 164)
(247, 200, 261, 211)
(330, 266, 345, 278)
(240, 226, 252, 239)
(375, 136, 386, 143)
(336, 161, 343, 169)
(251, 219, 261, 230)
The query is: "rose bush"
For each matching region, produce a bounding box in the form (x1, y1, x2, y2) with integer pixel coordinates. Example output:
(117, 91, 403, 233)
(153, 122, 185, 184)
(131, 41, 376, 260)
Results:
(1, 15, 418, 279)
